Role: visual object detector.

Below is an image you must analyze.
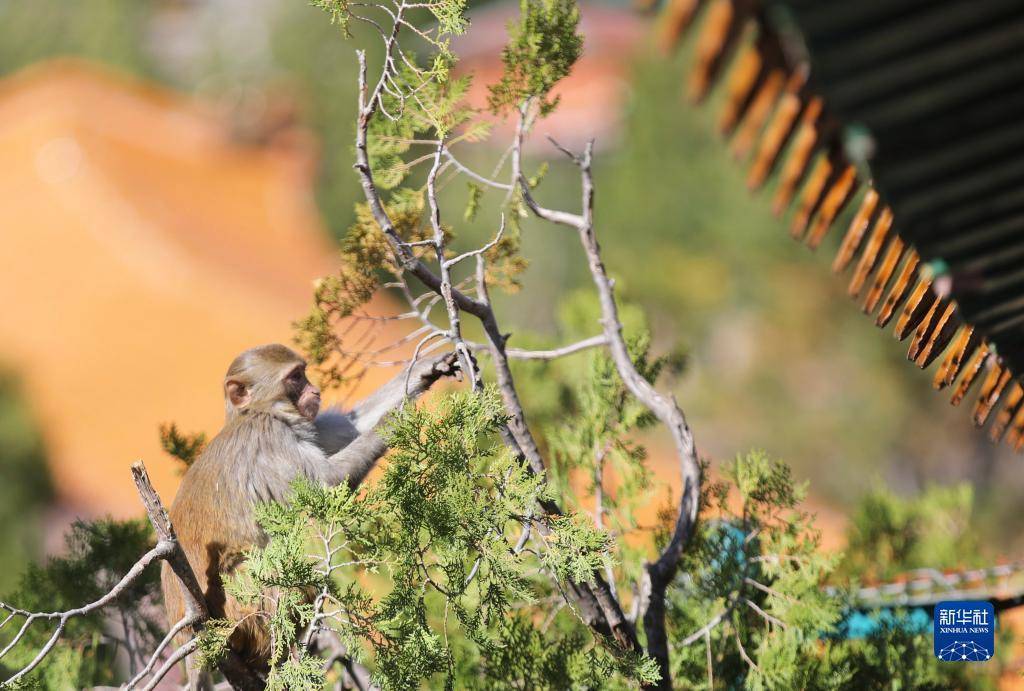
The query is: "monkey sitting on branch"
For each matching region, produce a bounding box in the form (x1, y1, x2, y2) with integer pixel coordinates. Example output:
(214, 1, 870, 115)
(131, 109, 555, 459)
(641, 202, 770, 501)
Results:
(161, 343, 461, 685)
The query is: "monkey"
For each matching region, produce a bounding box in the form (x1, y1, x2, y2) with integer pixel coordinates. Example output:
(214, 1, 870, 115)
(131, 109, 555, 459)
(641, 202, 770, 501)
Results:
(160, 344, 460, 685)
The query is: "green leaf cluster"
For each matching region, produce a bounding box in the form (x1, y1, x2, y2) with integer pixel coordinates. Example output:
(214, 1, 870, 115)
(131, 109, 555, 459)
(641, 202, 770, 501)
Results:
(665, 451, 840, 689)
(487, 0, 583, 115)
(839, 483, 979, 583)
(158, 422, 207, 470)
(309, 0, 353, 36)
(660, 451, 987, 690)
(294, 188, 432, 389)
(0, 519, 161, 689)
(210, 388, 644, 689)
(369, 67, 480, 189)
(465, 614, 659, 690)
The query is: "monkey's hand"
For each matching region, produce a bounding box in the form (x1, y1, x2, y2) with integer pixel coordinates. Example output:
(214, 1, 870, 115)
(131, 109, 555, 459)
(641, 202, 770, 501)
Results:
(416, 350, 474, 386)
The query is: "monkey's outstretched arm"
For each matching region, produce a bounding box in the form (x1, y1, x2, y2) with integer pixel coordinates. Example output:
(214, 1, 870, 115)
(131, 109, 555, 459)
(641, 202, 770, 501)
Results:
(347, 351, 459, 434)
(313, 351, 460, 487)
(319, 430, 389, 488)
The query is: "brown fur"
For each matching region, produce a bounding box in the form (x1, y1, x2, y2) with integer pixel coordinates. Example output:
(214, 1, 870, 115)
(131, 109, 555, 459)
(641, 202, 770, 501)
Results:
(160, 344, 457, 678)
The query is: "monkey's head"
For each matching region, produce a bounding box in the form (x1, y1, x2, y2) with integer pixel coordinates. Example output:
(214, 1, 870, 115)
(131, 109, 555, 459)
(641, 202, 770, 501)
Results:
(223, 344, 321, 422)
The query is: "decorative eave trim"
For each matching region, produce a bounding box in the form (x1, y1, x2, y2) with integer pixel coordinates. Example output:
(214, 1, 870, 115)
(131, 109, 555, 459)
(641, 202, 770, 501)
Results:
(658, 0, 1024, 449)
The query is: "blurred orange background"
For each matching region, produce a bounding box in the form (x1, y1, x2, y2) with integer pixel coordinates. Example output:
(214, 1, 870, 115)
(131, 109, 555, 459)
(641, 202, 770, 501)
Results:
(0, 60, 398, 520)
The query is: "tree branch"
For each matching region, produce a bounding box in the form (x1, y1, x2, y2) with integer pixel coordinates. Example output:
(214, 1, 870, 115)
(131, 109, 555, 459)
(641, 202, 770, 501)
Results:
(0, 543, 170, 686)
(467, 334, 609, 360)
(127, 615, 197, 689)
(0, 462, 266, 690)
(676, 607, 729, 648)
(350, 49, 641, 660)
(512, 104, 585, 228)
(138, 637, 198, 691)
(129, 462, 266, 691)
(443, 149, 513, 191)
(520, 131, 703, 689)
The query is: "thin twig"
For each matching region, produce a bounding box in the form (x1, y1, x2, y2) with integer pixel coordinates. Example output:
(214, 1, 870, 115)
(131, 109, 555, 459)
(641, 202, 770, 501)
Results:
(705, 629, 714, 688)
(126, 615, 197, 689)
(735, 628, 760, 673)
(427, 140, 480, 389)
(512, 104, 584, 228)
(443, 214, 506, 269)
(744, 598, 788, 631)
(1, 543, 170, 685)
(545, 134, 580, 163)
(466, 335, 608, 361)
(444, 149, 513, 190)
(676, 608, 729, 648)
(137, 637, 198, 691)
(744, 577, 797, 603)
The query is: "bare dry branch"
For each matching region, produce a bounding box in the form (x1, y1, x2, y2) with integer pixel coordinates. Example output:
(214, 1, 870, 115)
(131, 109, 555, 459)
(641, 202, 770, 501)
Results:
(0, 462, 265, 690)
(705, 629, 714, 688)
(735, 628, 760, 673)
(426, 141, 480, 390)
(516, 123, 703, 689)
(443, 214, 506, 270)
(127, 615, 197, 689)
(677, 609, 728, 648)
(512, 105, 584, 228)
(137, 637, 198, 691)
(443, 149, 513, 191)
(744, 598, 788, 630)
(507, 335, 609, 360)
(0, 543, 171, 686)
(351, 48, 641, 660)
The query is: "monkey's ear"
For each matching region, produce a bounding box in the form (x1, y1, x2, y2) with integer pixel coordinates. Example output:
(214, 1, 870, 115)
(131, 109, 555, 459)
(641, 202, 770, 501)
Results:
(225, 379, 251, 408)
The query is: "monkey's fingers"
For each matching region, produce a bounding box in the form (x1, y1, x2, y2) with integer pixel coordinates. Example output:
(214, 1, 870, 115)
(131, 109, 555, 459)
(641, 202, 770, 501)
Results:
(420, 350, 458, 382)
(438, 350, 461, 375)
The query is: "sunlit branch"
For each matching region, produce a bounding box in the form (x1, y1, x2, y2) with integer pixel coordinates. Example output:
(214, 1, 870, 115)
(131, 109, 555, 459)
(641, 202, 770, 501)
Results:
(515, 115, 702, 691)
(504, 335, 609, 360)
(127, 614, 197, 689)
(443, 214, 506, 269)
(743, 598, 788, 630)
(0, 543, 170, 685)
(137, 637, 198, 691)
(443, 149, 513, 191)
(350, 13, 644, 664)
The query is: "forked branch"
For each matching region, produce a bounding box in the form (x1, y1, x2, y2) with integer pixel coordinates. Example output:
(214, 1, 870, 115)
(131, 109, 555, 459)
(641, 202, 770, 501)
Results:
(513, 119, 702, 689)
(351, 45, 642, 659)
(0, 462, 264, 690)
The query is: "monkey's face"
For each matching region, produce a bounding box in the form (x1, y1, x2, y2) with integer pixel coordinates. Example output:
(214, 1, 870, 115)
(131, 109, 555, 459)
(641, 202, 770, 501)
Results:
(284, 364, 321, 420)
(224, 345, 322, 422)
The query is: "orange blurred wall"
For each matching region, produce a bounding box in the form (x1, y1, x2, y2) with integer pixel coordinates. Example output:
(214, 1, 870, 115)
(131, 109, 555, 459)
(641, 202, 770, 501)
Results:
(0, 60, 397, 519)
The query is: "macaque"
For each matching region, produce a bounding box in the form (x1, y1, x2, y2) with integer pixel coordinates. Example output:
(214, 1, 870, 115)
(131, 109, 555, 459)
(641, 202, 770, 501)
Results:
(161, 344, 459, 682)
